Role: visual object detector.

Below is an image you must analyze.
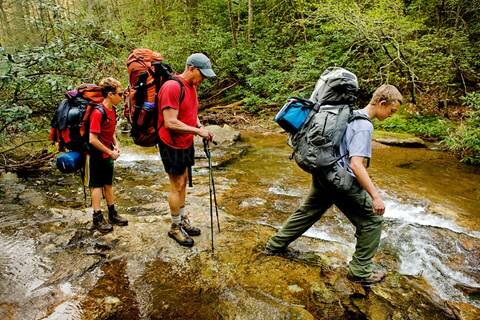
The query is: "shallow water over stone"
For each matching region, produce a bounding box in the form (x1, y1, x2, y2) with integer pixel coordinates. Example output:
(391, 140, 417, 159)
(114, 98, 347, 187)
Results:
(222, 132, 480, 309)
(1, 129, 480, 319)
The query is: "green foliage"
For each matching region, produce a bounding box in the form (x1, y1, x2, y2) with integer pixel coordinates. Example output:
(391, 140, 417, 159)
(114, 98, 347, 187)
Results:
(375, 113, 453, 138)
(0, 0, 479, 165)
(445, 92, 480, 164)
(0, 2, 127, 134)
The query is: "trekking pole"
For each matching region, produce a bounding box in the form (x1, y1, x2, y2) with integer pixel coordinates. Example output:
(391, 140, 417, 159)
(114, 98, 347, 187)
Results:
(203, 139, 215, 253)
(210, 154, 221, 233)
(203, 139, 220, 232)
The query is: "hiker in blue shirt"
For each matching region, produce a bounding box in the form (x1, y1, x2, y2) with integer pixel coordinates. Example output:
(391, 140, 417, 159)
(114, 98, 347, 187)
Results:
(266, 84, 403, 284)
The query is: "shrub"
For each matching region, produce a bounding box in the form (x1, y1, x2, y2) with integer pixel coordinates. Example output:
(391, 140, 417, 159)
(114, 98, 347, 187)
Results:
(445, 92, 480, 165)
(375, 113, 452, 138)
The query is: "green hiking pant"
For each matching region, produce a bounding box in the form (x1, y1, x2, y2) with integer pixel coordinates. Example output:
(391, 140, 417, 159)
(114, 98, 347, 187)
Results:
(267, 174, 383, 278)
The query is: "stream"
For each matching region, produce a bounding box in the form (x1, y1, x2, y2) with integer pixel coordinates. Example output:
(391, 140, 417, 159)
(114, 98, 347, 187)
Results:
(0, 129, 479, 319)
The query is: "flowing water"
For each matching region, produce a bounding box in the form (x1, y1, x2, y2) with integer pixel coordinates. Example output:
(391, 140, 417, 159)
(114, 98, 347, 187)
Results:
(1, 131, 479, 319)
(221, 132, 480, 307)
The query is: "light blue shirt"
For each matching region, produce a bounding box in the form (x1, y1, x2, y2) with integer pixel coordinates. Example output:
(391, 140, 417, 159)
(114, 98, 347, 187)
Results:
(338, 110, 373, 177)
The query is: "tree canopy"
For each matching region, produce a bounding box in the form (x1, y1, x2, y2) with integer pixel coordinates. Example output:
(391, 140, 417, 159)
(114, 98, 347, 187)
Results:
(1, 0, 479, 163)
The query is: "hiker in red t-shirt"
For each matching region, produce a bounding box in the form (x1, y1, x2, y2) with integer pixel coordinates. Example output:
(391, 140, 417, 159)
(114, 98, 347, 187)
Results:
(157, 53, 215, 247)
(85, 77, 128, 234)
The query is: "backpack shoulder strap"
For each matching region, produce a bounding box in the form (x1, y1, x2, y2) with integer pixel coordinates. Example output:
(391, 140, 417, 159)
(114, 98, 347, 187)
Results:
(84, 104, 107, 125)
(170, 77, 186, 104)
(348, 112, 372, 124)
(95, 104, 110, 125)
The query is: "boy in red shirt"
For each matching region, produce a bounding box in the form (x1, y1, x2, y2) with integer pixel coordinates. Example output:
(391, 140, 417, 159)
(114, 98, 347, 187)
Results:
(84, 77, 128, 233)
(157, 53, 215, 246)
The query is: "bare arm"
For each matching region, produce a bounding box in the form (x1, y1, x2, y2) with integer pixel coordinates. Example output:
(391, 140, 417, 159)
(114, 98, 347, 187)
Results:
(350, 156, 384, 215)
(112, 134, 119, 151)
(163, 108, 212, 140)
(196, 116, 203, 128)
(89, 132, 119, 160)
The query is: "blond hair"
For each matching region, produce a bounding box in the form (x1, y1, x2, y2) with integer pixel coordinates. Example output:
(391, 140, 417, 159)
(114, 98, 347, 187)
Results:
(369, 84, 403, 105)
(99, 77, 121, 97)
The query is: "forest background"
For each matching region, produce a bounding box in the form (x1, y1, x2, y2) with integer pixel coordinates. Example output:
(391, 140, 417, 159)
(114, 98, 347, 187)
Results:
(0, 0, 479, 164)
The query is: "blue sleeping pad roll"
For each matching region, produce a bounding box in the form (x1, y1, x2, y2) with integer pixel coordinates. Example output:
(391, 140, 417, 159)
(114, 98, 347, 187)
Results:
(56, 151, 82, 173)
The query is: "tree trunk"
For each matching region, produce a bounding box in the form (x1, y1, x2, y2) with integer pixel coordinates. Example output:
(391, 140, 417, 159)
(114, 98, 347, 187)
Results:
(227, 0, 237, 46)
(87, 0, 95, 18)
(247, 0, 253, 44)
(0, 0, 11, 41)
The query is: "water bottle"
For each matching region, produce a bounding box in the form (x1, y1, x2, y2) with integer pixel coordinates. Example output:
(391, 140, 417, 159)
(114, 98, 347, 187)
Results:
(143, 102, 154, 111)
(136, 102, 155, 127)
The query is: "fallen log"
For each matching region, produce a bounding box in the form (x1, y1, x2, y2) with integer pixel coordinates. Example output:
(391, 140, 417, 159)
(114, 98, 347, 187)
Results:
(204, 100, 244, 112)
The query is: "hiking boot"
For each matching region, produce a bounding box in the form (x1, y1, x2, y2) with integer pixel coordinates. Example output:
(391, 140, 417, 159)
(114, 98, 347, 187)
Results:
(93, 211, 113, 234)
(347, 268, 387, 285)
(263, 246, 300, 259)
(108, 208, 128, 226)
(168, 223, 194, 247)
(180, 216, 201, 236)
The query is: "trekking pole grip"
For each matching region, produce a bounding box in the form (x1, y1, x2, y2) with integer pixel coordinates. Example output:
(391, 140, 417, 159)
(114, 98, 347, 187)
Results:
(202, 138, 210, 158)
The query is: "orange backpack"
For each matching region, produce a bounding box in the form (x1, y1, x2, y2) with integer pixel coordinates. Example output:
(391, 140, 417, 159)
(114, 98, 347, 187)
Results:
(124, 49, 184, 147)
(50, 84, 106, 152)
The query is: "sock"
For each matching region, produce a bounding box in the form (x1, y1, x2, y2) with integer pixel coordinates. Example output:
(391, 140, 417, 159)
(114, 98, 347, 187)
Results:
(107, 204, 115, 214)
(179, 207, 186, 219)
(93, 210, 102, 215)
(171, 214, 181, 225)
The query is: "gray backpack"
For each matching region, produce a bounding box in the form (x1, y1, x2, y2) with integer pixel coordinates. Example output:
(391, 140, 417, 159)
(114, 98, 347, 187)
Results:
(289, 67, 370, 175)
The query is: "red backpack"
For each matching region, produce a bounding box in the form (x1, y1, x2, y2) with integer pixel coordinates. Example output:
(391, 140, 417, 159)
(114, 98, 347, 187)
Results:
(50, 84, 106, 152)
(124, 49, 184, 147)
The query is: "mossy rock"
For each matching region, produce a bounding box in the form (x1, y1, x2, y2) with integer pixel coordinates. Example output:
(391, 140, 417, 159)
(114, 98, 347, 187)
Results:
(373, 130, 426, 147)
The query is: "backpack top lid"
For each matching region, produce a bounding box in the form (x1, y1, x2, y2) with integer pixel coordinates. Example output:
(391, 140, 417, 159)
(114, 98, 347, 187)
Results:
(126, 49, 164, 88)
(309, 67, 358, 106)
(126, 49, 163, 67)
(65, 84, 103, 104)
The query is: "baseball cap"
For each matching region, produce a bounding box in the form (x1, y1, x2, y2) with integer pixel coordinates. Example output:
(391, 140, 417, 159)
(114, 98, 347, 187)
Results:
(186, 53, 216, 78)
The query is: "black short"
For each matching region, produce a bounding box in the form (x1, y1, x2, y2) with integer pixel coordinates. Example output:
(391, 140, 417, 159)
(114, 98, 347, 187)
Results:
(84, 155, 114, 188)
(158, 140, 195, 176)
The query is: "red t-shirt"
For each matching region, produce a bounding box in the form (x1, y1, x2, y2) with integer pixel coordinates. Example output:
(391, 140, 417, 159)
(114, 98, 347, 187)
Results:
(157, 76, 198, 149)
(89, 104, 117, 158)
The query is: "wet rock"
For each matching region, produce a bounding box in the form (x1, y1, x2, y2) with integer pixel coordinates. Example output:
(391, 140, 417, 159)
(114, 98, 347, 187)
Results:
(311, 281, 337, 304)
(104, 295, 121, 313)
(193, 124, 245, 168)
(43, 253, 103, 288)
(309, 282, 347, 318)
(19, 189, 45, 207)
(0, 303, 16, 319)
(240, 197, 267, 208)
(218, 286, 315, 320)
(374, 137, 426, 148)
(288, 284, 304, 293)
(0, 172, 19, 183)
(454, 282, 480, 295)
(194, 124, 241, 146)
(0, 173, 26, 202)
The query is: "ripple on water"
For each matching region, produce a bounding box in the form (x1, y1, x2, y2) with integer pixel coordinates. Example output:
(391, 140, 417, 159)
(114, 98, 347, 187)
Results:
(0, 233, 50, 303)
(268, 185, 304, 197)
(382, 197, 480, 307)
(383, 199, 480, 238)
(385, 223, 480, 307)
